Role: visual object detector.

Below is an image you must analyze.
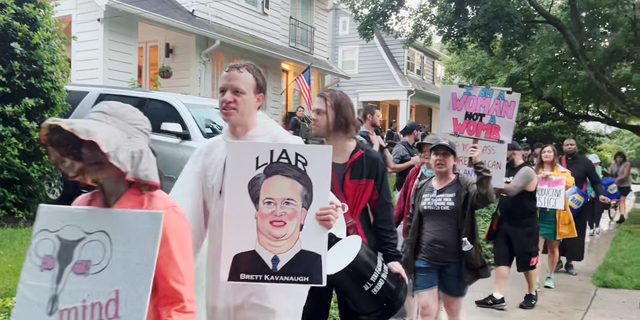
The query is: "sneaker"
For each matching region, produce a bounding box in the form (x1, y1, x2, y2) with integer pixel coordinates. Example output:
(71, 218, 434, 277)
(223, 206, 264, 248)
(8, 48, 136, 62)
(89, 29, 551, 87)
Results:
(475, 294, 507, 310)
(565, 263, 578, 276)
(544, 276, 555, 289)
(519, 293, 538, 310)
(555, 260, 563, 272)
(589, 229, 595, 236)
(595, 227, 603, 235)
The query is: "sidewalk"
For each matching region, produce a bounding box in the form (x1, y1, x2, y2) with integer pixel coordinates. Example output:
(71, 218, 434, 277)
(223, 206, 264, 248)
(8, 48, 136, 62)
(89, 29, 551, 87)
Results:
(440, 192, 640, 320)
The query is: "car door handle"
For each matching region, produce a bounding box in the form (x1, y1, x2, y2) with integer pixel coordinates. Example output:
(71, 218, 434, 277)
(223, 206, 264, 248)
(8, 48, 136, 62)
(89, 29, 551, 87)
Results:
(163, 174, 177, 180)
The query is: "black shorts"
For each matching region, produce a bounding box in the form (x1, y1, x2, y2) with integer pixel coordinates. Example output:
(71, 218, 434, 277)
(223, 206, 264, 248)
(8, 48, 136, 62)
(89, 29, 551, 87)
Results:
(619, 186, 632, 197)
(493, 221, 539, 272)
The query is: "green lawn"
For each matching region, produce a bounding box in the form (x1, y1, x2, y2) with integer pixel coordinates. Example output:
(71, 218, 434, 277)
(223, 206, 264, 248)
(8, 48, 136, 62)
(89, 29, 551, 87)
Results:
(0, 228, 31, 298)
(593, 224, 640, 290)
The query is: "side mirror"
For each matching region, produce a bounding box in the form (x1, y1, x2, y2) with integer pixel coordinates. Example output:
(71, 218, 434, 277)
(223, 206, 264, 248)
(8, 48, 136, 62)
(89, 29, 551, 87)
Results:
(160, 122, 190, 140)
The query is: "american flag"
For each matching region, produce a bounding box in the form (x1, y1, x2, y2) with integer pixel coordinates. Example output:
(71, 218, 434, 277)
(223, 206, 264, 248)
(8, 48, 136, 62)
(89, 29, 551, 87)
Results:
(295, 66, 313, 111)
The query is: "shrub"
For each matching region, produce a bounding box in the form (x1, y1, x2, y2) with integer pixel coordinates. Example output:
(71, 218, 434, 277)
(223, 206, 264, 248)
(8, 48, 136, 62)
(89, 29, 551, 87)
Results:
(0, 297, 14, 320)
(0, 0, 70, 219)
(475, 202, 497, 265)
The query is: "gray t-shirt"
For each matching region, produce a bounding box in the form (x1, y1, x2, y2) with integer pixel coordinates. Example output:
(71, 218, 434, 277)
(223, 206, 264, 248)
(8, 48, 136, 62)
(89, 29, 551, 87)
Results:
(611, 162, 632, 187)
(417, 178, 461, 264)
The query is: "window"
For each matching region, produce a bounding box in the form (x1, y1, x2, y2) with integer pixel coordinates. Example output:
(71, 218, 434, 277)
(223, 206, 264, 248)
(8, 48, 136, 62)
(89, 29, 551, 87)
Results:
(434, 60, 446, 85)
(185, 104, 226, 139)
(339, 46, 359, 74)
(63, 90, 89, 118)
(339, 17, 349, 35)
(94, 94, 147, 111)
(143, 99, 188, 136)
(406, 49, 424, 78)
(138, 42, 159, 90)
(244, 0, 257, 6)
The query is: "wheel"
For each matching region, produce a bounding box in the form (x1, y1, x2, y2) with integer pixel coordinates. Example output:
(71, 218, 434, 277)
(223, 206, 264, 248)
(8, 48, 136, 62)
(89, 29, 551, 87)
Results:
(44, 171, 80, 205)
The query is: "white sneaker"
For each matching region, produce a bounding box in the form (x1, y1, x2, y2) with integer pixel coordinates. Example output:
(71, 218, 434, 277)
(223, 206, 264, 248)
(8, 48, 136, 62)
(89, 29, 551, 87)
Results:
(589, 229, 595, 236)
(595, 227, 602, 235)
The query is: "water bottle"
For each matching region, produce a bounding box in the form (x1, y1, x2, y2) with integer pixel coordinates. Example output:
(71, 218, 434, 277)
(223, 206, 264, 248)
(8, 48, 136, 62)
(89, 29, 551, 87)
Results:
(462, 237, 473, 251)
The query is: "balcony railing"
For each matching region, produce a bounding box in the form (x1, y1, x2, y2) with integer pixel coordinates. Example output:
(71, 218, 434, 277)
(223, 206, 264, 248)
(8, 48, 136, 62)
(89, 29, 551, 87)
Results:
(289, 17, 315, 54)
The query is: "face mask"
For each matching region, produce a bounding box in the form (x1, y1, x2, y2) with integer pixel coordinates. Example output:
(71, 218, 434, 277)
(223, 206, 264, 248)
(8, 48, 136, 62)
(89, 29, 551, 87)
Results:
(421, 165, 434, 178)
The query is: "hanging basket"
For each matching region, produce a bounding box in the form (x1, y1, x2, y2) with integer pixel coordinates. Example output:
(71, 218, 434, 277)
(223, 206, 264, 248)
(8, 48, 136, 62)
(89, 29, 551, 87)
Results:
(159, 70, 173, 79)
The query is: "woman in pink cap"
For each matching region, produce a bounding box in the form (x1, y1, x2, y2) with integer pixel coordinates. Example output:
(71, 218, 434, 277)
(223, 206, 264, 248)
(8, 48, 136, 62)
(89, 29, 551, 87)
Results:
(39, 101, 196, 319)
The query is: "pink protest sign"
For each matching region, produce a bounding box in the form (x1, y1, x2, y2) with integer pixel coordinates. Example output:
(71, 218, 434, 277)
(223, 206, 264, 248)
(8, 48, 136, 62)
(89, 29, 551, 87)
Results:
(439, 86, 521, 143)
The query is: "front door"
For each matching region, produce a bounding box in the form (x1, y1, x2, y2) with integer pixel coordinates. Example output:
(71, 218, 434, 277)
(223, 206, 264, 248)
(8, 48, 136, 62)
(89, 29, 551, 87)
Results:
(137, 42, 159, 90)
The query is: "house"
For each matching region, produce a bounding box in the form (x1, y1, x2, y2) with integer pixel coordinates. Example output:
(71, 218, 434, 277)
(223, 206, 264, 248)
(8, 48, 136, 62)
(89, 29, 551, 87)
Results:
(51, 0, 349, 123)
(326, 4, 446, 132)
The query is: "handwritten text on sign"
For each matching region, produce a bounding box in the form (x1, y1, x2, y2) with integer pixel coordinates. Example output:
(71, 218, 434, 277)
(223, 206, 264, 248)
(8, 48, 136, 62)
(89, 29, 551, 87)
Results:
(439, 86, 521, 142)
(438, 135, 507, 188)
(537, 177, 566, 210)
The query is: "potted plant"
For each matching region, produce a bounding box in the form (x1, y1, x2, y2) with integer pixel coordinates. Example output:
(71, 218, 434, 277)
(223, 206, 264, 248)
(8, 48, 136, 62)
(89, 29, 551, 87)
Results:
(159, 65, 173, 79)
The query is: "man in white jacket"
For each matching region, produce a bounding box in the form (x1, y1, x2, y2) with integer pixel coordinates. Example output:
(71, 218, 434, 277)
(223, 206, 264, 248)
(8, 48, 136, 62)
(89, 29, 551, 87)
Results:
(170, 62, 343, 320)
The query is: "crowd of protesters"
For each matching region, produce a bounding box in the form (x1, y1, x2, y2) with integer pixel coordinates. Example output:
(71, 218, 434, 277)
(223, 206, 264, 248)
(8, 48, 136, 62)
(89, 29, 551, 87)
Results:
(36, 61, 630, 320)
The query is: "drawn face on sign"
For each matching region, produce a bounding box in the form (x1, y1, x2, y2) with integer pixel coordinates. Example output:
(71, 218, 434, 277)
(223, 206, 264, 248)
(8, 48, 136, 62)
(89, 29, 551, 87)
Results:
(249, 162, 313, 254)
(256, 176, 308, 249)
(29, 225, 112, 316)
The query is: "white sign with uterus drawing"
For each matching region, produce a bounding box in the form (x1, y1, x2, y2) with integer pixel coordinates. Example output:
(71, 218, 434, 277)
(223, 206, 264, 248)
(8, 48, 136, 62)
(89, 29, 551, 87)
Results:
(11, 205, 163, 320)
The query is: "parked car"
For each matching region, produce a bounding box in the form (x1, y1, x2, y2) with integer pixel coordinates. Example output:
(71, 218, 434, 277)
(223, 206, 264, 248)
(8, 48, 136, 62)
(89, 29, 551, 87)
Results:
(45, 83, 226, 204)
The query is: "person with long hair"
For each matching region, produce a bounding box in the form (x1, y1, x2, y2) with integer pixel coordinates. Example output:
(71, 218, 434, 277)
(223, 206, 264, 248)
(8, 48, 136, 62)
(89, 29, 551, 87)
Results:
(39, 101, 197, 319)
(609, 151, 632, 223)
(302, 90, 406, 319)
(535, 144, 577, 289)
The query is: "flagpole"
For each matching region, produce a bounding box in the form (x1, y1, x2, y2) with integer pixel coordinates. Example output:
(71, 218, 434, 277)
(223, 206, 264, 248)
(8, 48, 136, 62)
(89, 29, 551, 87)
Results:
(279, 64, 313, 95)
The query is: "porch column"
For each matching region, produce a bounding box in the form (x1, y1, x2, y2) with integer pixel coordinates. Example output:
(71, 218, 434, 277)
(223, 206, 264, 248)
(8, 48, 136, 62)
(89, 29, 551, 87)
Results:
(399, 98, 410, 129)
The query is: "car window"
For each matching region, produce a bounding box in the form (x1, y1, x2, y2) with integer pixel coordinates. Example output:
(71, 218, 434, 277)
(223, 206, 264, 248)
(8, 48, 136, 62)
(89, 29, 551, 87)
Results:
(94, 94, 147, 111)
(184, 103, 226, 139)
(63, 90, 89, 118)
(144, 99, 188, 137)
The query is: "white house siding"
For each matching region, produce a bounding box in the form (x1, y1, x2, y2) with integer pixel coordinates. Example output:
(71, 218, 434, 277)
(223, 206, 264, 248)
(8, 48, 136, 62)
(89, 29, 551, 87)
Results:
(329, 9, 397, 97)
(175, 0, 330, 60)
(103, 8, 138, 87)
(70, 0, 104, 84)
(138, 22, 196, 95)
(382, 34, 405, 73)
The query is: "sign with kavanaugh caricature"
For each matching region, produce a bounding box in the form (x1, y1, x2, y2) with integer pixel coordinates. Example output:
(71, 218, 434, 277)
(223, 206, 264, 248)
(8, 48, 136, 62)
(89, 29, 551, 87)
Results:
(220, 141, 332, 287)
(12, 205, 163, 320)
(439, 85, 521, 143)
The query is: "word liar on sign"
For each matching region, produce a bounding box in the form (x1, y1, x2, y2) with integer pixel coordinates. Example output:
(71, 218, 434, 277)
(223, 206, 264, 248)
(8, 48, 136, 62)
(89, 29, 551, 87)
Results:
(439, 85, 521, 143)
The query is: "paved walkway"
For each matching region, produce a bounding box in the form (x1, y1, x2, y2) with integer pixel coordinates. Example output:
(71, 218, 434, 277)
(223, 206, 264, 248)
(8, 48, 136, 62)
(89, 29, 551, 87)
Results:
(433, 192, 640, 320)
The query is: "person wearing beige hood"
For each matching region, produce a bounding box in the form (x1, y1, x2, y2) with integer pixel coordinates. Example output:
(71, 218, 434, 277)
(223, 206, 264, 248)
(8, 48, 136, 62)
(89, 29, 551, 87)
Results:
(170, 62, 345, 320)
(38, 101, 197, 319)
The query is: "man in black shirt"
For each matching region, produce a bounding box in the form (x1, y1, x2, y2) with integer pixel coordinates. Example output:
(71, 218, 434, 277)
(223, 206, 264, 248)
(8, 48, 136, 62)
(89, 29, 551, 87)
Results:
(289, 106, 306, 136)
(391, 121, 421, 195)
(476, 142, 540, 311)
(385, 120, 400, 149)
(555, 138, 609, 276)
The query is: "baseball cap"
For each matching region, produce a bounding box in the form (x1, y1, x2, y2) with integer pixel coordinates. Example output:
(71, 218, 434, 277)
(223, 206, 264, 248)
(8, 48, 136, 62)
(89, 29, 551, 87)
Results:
(416, 134, 440, 152)
(521, 143, 531, 150)
(588, 154, 601, 164)
(533, 142, 544, 150)
(400, 121, 421, 136)
(508, 141, 522, 151)
(430, 139, 457, 157)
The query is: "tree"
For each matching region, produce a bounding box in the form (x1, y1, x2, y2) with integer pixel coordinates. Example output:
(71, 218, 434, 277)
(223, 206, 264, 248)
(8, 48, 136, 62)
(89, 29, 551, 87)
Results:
(341, 0, 640, 134)
(0, 0, 70, 219)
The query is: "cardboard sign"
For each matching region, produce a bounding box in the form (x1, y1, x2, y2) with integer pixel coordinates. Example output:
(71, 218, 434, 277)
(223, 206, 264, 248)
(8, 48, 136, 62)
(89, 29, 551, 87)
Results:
(437, 134, 507, 188)
(439, 85, 521, 143)
(220, 141, 332, 286)
(12, 205, 163, 320)
(537, 177, 566, 209)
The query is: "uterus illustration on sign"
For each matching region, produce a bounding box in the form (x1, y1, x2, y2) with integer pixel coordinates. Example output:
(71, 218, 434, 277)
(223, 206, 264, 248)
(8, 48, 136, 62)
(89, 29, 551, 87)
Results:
(28, 225, 113, 316)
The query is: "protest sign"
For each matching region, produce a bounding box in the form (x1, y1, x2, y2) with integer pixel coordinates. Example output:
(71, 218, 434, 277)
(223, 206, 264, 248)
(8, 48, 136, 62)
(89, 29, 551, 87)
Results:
(439, 85, 521, 143)
(438, 134, 507, 188)
(537, 177, 566, 210)
(220, 141, 332, 286)
(12, 205, 163, 320)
